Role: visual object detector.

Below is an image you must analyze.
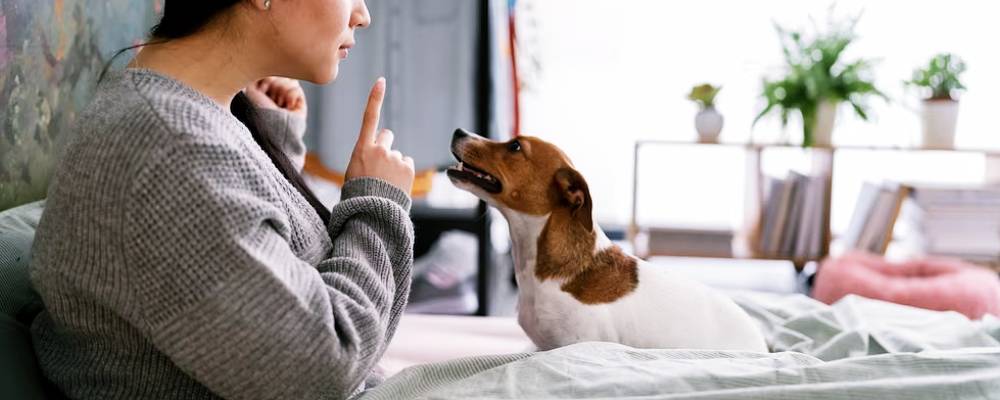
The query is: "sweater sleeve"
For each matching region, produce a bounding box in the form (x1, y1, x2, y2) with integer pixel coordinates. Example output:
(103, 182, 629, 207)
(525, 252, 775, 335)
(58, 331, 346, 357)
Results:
(257, 108, 308, 172)
(124, 137, 413, 400)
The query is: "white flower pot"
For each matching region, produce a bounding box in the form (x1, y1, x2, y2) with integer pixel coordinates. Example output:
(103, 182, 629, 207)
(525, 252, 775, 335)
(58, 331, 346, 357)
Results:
(695, 107, 724, 143)
(920, 99, 960, 149)
(811, 100, 838, 147)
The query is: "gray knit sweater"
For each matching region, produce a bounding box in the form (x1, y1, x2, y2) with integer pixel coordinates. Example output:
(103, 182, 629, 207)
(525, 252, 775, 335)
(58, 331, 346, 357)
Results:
(29, 69, 414, 400)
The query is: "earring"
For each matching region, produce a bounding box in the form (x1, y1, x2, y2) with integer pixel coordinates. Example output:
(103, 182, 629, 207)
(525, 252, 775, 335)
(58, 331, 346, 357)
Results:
(264, 0, 272, 10)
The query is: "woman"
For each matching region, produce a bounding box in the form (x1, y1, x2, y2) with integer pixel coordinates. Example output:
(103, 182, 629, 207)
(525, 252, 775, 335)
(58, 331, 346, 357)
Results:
(29, 0, 415, 399)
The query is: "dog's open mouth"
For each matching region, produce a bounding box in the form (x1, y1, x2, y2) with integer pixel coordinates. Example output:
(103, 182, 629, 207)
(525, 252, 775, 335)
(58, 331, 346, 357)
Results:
(447, 158, 503, 194)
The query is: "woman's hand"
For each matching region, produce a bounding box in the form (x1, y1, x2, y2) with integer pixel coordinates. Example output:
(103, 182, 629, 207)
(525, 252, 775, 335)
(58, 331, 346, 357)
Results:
(344, 78, 415, 194)
(245, 77, 308, 119)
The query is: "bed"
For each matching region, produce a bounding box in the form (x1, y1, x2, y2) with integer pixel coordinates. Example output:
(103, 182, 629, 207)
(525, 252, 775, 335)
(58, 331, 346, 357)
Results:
(376, 292, 1000, 399)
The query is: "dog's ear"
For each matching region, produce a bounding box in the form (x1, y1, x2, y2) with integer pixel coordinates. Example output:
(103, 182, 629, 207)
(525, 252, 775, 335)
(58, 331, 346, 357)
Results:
(553, 167, 593, 231)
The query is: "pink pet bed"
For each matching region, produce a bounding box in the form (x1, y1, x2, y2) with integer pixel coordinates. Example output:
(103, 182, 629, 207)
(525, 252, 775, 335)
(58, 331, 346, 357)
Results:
(813, 252, 1000, 319)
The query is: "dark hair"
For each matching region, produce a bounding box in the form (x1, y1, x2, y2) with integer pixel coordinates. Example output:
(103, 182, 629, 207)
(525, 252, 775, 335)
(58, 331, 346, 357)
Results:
(106, 1, 331, 223)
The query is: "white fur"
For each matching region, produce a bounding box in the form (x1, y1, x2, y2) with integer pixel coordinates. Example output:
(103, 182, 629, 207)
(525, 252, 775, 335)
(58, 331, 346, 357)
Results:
(451, 179, 768, 352)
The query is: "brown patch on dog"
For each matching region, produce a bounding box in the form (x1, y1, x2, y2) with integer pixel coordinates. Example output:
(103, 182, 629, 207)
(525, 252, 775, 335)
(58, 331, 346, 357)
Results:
(560, 247, 639, 304)
(536, 167, 594, 280)
(535, 168, 639, 304)
(536, 213, 639, 304)
(535, 206, 595, 282)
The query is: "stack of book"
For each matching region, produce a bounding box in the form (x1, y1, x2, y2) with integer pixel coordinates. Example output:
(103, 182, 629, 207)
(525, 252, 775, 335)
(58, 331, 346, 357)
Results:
(897, 184, 1000, 264)
(644, 227, 734, 258)
(757, 172, 830, 260)
(842, 182, 912, 254)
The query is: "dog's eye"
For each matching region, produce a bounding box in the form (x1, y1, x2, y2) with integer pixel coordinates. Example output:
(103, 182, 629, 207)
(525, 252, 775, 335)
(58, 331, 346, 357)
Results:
(507, 140, 522, 153)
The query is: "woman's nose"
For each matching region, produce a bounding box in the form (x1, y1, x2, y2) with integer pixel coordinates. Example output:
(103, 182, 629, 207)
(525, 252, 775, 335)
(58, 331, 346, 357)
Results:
(352, 0, 372, 29)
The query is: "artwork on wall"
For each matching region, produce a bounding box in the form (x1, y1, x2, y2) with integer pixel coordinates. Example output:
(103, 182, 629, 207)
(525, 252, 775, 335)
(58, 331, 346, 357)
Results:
(1, 0, 160, 210)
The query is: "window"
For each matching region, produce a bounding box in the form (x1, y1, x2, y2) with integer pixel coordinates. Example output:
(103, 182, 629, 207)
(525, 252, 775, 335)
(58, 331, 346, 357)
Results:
(517, 0, 1000, 230)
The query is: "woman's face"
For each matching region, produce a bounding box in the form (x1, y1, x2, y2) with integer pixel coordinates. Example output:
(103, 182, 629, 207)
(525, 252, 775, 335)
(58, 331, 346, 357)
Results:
(265, 0, 371, 84)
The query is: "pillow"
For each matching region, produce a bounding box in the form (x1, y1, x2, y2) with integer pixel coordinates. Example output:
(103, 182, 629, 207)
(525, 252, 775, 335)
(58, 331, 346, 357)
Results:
(0, 200, 46, 324)
(814, 251, 1000, 320)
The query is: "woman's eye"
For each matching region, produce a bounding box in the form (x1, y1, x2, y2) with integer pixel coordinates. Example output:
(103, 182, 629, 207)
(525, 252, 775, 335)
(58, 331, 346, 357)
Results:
(508, 140, 522, 152)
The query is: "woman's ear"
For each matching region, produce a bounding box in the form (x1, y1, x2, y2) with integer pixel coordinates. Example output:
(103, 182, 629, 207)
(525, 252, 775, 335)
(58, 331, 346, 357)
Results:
(553, 167, 593, 231)
(246, 0, 271, 12)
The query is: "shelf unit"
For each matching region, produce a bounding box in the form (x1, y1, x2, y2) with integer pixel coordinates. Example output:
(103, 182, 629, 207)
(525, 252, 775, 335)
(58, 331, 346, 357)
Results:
(629, 140, 1000, 270)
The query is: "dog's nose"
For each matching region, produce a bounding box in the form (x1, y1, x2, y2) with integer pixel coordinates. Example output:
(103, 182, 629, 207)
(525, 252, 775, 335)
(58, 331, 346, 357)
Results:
(452, 128, 475, 148)
(453, 128, 472, 142)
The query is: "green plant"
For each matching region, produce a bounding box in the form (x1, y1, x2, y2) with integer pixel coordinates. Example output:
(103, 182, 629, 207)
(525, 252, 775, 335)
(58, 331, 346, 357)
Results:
(688, 84, 721, 109)
(754, 14, 886, 147)
(906, 53, 966, 101)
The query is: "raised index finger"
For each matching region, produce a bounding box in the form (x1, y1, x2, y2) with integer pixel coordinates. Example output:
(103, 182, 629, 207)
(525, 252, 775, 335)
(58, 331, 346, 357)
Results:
(358, 77, 386, 147)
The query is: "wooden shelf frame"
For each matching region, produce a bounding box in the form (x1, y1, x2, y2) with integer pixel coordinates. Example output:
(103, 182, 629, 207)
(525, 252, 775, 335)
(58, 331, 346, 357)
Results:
(628, 140, 1000, 269)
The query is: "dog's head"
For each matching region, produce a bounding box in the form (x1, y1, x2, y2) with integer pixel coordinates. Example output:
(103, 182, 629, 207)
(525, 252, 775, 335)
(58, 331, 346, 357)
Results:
(447, 128, 593, 231)
(449, 129, 639, 304)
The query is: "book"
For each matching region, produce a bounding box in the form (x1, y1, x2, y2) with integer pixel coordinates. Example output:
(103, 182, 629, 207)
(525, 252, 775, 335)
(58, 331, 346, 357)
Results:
(877, 184, 911, 254)
(845, 182, 910, 254)
(795, 176, 826, 260)
(757, 177, 785, 255)
(779, 173, 809, 257)
(843, 182, 881, 250)
(756, 172, 830, 260)
(646, 227, 734, 258)
(896, 183, 1000, 261)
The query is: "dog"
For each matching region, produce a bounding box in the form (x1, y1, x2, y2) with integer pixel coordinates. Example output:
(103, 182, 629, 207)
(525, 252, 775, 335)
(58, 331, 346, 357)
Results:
(447, 129, 768, 352)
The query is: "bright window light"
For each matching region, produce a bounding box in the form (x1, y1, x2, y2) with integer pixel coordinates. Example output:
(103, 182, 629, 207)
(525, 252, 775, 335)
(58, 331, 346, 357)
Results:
(518, 0, 1000, 228)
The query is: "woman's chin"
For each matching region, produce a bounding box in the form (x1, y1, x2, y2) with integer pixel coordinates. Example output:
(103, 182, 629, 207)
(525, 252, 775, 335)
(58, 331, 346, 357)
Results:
(306, 63, 340, 85)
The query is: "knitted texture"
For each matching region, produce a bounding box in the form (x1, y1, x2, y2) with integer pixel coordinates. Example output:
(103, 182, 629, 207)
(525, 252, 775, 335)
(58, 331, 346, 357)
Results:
(29, 69, 413, 400)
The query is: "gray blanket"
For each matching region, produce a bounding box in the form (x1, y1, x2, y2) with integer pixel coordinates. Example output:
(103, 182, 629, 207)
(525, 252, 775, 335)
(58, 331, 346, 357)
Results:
(358, 293, 1000, 399)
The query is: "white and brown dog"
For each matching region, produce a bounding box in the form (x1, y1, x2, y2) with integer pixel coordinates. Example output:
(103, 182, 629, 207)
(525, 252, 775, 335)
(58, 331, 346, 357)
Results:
(447, 129, 767, 352)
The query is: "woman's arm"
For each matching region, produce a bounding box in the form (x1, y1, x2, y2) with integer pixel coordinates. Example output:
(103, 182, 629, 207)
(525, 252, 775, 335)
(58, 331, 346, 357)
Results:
(125, 136, 412, 400)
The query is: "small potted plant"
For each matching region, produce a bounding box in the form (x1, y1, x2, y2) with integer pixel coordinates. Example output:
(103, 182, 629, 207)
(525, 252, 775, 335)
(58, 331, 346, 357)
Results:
(906, 53, 967, 149)
(688, 84, 723, 143)
(754, 14, 885, 147)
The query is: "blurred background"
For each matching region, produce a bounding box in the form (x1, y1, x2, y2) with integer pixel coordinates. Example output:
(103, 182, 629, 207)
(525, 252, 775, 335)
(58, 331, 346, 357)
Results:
(296, 0, 1000, 315)
(3, 0, 999, 317)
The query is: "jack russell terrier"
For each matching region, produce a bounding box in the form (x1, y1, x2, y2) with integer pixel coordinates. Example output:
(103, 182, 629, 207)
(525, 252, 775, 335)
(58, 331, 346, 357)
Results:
(447, 129, 768, 352)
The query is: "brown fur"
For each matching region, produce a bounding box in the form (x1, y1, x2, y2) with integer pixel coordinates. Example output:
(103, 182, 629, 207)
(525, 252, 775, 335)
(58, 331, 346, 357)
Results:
(560, 247, 639, 304)
(536, 209, 639, 304)
(535, 207, 596, 282)
(455, 134, 639, 304)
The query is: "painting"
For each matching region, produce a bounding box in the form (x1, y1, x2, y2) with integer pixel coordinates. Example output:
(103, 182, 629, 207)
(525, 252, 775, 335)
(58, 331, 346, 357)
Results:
(0, 0, 160, 210)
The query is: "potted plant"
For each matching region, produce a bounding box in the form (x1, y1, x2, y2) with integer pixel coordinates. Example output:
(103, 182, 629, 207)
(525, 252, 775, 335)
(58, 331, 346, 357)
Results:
(688, 84, 723, 143)
(906, 53, 967, 149)
(754, 15, 886, 147)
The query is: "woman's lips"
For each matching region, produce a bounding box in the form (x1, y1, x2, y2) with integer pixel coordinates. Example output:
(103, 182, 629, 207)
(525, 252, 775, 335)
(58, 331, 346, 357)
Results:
(339, 44, 353, 59)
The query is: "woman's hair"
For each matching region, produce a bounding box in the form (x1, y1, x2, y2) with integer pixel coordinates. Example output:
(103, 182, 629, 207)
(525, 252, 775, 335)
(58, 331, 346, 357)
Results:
(106, 1, 332, 223)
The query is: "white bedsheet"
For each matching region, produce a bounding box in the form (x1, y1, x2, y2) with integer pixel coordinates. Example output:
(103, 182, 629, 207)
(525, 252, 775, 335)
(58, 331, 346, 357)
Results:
(363, 293, 1000, 399)
(379, 313, 531, 376)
